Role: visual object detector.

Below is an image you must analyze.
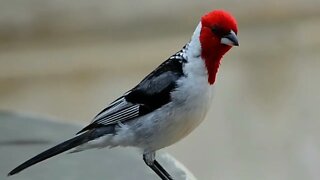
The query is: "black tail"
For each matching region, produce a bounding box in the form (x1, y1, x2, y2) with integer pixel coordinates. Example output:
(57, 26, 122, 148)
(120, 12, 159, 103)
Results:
(8, 131, 92, 176)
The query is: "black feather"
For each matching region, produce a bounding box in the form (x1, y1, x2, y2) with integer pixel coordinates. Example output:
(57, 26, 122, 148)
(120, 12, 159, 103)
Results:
(8, 126, 114, 176)
(126, 58, 186, 111)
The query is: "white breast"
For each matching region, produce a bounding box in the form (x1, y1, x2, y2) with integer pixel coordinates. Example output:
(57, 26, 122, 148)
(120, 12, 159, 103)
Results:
(159, 54, 213, 146)
(123, 54, 213, 151)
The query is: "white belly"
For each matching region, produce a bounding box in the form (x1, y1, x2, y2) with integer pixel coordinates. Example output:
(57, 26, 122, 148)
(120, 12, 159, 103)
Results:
(127, 71, 213, 151)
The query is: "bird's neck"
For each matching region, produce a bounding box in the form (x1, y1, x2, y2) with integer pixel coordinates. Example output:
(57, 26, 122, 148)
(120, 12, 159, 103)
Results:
(188, 22, 229, 85)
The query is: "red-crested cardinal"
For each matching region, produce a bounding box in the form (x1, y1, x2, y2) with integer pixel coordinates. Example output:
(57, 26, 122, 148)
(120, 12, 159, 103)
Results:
(8, 9, 239, 180)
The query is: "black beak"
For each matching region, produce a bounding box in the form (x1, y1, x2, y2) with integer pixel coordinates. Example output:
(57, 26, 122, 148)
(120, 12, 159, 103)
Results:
(221, 30, 239, 46)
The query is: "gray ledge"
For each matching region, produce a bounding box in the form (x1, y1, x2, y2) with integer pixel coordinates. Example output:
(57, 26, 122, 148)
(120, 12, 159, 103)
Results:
(0, 111, 196, 180)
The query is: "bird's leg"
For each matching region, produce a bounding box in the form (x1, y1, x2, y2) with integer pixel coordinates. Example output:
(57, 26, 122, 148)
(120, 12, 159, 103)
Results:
(143, 152, 173, 180)
(153, 159, 173, 179)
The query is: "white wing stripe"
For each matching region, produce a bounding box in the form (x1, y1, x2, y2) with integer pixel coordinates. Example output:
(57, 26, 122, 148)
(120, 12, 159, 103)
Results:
(97, 106, 135, 123)
(103, 111, 139, 125)
(104, 105, 138, 120)
(94, 99, 127, 120)
(97, 105, 140, 125)
(94, 101, 131, 121)
(99, 106, 137, 123)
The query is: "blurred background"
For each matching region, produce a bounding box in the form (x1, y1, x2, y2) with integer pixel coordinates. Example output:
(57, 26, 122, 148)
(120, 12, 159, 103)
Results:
(1, 0, 320, 179)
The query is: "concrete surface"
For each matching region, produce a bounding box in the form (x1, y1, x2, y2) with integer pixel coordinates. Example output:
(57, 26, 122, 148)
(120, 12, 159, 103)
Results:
(0, 111, 195, 180)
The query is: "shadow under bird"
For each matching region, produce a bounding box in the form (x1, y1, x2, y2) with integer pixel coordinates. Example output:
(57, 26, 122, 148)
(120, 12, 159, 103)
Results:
(8, 9, 239, 180)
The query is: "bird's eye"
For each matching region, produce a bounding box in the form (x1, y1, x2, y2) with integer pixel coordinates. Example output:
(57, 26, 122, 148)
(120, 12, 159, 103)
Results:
(211, 26, 228, 37)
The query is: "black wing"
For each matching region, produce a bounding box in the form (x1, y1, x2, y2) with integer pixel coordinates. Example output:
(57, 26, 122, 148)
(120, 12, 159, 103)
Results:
(77, 48, 187, 134)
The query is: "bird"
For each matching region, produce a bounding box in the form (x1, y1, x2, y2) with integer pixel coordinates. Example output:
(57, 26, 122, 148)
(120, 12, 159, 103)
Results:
(8, 9, 239, 180)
